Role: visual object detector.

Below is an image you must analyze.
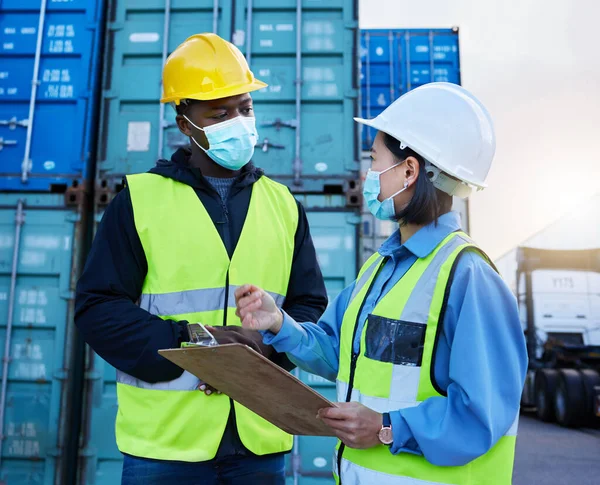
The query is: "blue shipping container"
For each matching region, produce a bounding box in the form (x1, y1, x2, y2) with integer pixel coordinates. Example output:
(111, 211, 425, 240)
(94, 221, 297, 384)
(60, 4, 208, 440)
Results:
(0, 193, 87, 485)
(96, 0, 359, 195)
(360, 28, 461, 150)
(76, 206, 358, 484)
(0, 0, 106, 192)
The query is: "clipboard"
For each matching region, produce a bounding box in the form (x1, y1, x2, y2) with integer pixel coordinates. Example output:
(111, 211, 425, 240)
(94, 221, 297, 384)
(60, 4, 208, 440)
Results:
(159, 343, 338, 436)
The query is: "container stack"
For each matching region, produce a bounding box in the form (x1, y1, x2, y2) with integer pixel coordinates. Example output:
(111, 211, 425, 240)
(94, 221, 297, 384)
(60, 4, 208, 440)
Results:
(1, 1, 474, 482)
(358, 28, 469, 261)
(76, 1, 361, 484)
(0, 0, 105, 483)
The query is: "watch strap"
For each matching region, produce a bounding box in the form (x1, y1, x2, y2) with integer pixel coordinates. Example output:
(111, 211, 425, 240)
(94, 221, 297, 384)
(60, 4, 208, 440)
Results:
(382, 412, 391, 428)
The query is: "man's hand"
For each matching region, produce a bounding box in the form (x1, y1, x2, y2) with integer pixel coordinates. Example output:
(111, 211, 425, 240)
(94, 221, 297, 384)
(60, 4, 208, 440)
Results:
(197, 380, 220, 396)
(206, 326, 274, 360)
(317, 402, 383, 449)
(195, 327, 275, 396)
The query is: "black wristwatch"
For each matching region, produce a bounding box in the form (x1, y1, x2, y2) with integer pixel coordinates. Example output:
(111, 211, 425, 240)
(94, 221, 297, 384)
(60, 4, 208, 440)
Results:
(378, 412, 393, 446)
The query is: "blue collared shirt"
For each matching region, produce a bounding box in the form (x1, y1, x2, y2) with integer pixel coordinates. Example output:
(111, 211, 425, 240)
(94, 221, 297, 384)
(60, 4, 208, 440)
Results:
(263, 211, 527, 466)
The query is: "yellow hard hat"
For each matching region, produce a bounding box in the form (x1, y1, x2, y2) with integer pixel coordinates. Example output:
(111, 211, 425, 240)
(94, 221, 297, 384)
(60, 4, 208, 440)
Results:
(160, 33, 267, 104)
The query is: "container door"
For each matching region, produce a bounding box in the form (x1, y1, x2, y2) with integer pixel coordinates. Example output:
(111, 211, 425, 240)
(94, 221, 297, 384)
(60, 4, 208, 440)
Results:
(0, 0, 106, 191)
(232, 0, 359, 192)
(0, 194, 82, 485)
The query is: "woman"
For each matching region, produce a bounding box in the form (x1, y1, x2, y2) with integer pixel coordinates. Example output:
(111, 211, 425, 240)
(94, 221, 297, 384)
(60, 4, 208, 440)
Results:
(235, 83, 527, 485)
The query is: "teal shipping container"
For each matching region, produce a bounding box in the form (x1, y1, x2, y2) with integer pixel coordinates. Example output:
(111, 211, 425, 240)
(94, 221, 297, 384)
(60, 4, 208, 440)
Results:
(95, 0, 359, 197)
(0, 193, 90, 485)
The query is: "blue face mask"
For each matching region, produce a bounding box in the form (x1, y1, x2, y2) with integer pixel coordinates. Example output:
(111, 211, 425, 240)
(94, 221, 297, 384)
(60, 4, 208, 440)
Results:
(184, 115, 258, 171)
(363, 161, 409, 220)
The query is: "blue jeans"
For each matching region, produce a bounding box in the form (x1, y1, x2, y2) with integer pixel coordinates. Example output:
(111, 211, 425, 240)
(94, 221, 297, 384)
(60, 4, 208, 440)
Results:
(121, 453, 286, 485)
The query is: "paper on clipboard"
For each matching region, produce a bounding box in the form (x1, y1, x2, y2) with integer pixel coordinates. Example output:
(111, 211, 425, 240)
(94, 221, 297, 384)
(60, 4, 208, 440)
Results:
(159, 343, 337, 436)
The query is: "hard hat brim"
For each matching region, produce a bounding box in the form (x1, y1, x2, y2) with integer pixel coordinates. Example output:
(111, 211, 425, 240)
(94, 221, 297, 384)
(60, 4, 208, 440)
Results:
(353, 116, 382, 130)
(161, 79, 268, 104)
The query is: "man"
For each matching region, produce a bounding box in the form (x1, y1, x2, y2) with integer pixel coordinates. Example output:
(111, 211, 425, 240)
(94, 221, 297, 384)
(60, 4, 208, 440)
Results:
(75, 33, 328, 485)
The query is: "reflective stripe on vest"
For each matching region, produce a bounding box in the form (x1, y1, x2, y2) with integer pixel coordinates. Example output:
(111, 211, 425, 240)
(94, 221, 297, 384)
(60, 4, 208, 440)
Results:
(335, 232, 518, 485)
(138, 286, 286, 317)
(116, 173, 298, 462)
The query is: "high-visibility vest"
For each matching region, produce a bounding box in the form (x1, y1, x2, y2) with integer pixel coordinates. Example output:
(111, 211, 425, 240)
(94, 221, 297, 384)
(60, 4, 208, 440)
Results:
(334, 231, 518, 485)
(115, 172, 298, 461)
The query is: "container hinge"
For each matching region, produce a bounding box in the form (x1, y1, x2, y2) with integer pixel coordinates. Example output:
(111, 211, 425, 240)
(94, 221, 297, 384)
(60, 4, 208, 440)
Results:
(65, 212, 81, 223)
(0, 138, 17, 151)
(346, 213, 362, 225)
(60, 290, 75, 301)
(261, 118, 297, 130)
(344, 20, 359, 29)
(344, 88, 359, 99)
(108, 22, 124, 31)
(256, 138, 285, 153)
(53, 369, 69, 381)
(102, 89, 118, 100)
(79, 446, 97, 458)
(85, 369, 102, 381)
(0, 117, 28, 130)
(161, 119, 177, 129)
(47, 448, 62, 457)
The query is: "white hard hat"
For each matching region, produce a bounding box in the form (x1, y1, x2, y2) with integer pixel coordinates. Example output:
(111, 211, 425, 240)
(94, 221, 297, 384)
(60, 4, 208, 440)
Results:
(355, 83, 495, 194)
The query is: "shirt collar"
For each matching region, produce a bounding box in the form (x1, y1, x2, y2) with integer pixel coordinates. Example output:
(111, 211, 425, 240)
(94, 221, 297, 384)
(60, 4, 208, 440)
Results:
(378, 211, 463, 259)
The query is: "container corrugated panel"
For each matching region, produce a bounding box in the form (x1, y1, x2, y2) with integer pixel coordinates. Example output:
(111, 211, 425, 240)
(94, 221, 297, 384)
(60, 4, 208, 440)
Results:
(0, 0, 106, 192)
(360, 28, 460, 150)
(231, 0, 359, 193)
(77, 205, 358, 484)
(0, 193, 87, 485)
(96, 0, 359, 196)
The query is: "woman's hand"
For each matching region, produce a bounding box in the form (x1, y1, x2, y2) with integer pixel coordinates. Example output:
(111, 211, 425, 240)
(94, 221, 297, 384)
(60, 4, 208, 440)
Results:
(234, 284, 284, 333)
(318, 402, 383, 449)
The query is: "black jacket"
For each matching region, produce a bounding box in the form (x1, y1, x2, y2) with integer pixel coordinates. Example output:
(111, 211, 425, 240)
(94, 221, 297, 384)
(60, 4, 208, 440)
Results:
(75, 148, 328, 456)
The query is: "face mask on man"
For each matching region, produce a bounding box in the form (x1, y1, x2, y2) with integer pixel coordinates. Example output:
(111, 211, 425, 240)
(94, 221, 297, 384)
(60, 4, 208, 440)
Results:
(363, 160, 409, 220)
(184, 115, 259, 171)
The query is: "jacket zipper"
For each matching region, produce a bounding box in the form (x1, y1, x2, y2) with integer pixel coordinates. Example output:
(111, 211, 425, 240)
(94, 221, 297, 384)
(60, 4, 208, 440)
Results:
(219, 198, 240, 446)
(336, 257, 388, 483)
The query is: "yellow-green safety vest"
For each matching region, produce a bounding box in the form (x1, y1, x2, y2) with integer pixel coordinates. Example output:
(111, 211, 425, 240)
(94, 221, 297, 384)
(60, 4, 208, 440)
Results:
(116, 172, 298, 462)
(334, 231, 518, 485)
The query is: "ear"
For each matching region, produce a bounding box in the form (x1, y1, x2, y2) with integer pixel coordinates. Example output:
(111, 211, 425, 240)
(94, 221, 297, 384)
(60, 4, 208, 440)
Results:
(404, 156, 420, 187)
(176, 114, 193, 137)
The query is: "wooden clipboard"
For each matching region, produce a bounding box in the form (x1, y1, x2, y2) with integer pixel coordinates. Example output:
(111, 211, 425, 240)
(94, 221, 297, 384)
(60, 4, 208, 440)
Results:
(159, 343, 337, 436)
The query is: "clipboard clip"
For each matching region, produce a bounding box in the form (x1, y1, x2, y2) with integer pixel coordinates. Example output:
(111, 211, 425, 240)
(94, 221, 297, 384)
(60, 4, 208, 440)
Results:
(184, 322, 219, 347)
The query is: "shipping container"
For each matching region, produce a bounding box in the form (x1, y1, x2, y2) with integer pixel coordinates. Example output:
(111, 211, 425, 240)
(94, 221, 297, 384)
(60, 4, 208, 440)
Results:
(359, 28, 460, 150)
(95, 0, 359, 197)
(0, 193, 89, 485)
(0, 0, 106, 192)
(494, 193, 600, 428)
(230, 0, 360, 193)
(76, 203, 358, 484)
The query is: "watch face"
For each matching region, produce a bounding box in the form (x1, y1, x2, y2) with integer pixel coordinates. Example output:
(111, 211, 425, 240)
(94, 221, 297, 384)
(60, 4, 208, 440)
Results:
(378, 427, 393, 445)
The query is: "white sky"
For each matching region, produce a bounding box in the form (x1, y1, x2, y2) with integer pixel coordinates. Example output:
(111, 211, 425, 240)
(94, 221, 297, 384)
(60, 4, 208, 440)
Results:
(359, 0, 600, 258)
